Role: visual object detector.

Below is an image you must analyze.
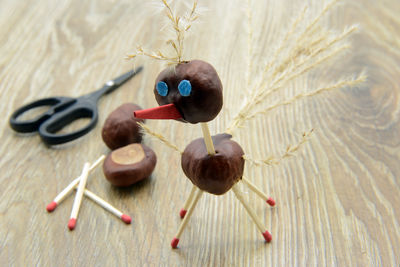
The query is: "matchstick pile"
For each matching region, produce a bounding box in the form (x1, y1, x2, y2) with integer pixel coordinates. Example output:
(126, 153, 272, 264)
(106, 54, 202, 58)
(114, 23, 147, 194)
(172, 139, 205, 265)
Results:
(46, 155, 132, 230)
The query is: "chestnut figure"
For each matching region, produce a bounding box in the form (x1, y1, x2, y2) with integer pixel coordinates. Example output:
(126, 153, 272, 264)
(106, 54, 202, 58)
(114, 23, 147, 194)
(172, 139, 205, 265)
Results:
(102, 103, 144, 150)
(103, 143, 156, 187)
(132, 58, 274, 247)
(181, 134, 244, 195)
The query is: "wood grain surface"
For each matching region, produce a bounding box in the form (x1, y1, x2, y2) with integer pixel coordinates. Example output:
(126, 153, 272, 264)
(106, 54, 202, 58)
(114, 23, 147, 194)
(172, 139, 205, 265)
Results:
(1, 0, 399, 266)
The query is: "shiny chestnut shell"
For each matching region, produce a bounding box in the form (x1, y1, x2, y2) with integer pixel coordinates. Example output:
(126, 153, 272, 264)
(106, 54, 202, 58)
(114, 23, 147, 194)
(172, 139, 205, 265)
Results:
(181, 134, 244, 195)
(102, 103, 144, 150)
(154, 60, 223, 124)
(103, 143, 156, 187)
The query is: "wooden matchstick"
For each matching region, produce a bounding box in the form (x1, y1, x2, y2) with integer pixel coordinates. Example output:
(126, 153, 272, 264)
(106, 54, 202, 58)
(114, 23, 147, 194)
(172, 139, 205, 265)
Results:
(179, 185, 198, 218)
(231, 183, 272, 242)
(46, 155, 105, 212)
(171, 189, 204, 248)
(241, 177, 275, 206)
(200, 123, 215, 155)
(68, 162, 90, 230)
(81, 189, 131, 224)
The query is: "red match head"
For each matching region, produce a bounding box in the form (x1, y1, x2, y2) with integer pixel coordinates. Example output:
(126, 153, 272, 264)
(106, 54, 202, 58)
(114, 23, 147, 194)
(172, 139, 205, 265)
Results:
(68, 218, 76, 230)
(121, 214, 132, 224)
(134, 60, 223, 124)
(46, 201, 57, 212)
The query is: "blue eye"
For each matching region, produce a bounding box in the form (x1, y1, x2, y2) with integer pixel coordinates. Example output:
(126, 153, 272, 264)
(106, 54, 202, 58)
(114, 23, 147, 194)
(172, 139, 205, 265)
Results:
(156, 81, 168, 96)
(178, 80, 192, 96)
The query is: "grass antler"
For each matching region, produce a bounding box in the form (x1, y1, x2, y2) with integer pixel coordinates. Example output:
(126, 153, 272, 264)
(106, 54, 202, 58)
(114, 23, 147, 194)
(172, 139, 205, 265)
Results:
(126, 0, 199, 65)
(243, 129, 314, 166)
(226, 0, 364, 135)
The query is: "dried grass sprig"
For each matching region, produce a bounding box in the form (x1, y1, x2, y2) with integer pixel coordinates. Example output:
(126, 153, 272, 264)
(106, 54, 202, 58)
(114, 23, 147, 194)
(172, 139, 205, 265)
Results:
(246, 74, 366, 121)
(165, 0, 199, 62)
(138, 122, 183, 154)
(126, 46, 180, 65)
(226, 0, 361, 135)
(263, 5, 308, 74)
(127, 0, 199, 65)
(258, 25, 358, 105)
(296, 0, 340, 44)
(243, 129, 314, 166)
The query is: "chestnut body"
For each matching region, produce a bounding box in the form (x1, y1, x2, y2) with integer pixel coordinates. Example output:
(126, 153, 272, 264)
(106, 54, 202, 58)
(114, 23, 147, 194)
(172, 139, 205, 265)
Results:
(103, 143, 156, 187)
(154, 60, 223, 123)
(102, 103, 144, 150)
(181, 134, 245, 195)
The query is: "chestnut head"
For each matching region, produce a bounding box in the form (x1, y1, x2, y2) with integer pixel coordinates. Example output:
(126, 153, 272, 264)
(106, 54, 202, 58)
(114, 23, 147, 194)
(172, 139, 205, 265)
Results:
(134, 60, 223, 124)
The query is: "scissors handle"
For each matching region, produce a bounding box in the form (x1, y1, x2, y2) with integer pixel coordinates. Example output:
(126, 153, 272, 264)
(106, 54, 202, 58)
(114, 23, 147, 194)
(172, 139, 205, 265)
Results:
(38, 104, 98, 145)
(9, 97, 75, 133)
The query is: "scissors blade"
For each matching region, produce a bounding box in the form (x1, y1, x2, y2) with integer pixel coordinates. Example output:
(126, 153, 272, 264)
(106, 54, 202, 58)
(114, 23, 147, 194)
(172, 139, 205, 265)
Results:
(108, 66, 143, 88)
(84, 66, 143, 101)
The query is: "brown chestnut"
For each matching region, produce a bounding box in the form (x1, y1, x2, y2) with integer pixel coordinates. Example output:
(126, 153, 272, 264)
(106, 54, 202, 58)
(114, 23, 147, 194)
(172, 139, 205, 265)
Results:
(102, 103, 144, 150)
(103, 143, 157, 187)
(154, 60, 223, 123)
(181, 134, 245, 195)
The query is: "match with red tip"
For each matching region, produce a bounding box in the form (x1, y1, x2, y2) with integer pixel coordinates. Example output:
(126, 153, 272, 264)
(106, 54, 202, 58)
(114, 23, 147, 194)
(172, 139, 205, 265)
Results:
(121, 214, 132, 224)
(171, 237, 180, 248)
(179, 209, 187, 219)
(262, 230, 272, 243)
(46, 201, 58, 212)
(68, 218, 77, 230)
(266, 197, 275, 207)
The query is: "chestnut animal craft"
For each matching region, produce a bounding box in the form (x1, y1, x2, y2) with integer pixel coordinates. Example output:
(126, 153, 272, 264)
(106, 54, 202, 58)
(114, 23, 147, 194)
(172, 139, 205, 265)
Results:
(135, 59, 275, 248)
(129, 0, 365, 249)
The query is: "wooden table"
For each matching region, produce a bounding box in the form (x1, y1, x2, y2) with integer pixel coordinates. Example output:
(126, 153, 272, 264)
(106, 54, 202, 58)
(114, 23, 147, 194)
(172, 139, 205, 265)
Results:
(1, 0, 399, 266)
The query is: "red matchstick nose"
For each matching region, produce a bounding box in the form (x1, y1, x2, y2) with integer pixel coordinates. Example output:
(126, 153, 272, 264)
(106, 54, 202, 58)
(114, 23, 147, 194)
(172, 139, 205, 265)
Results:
(134, 104, 182, 120)
(46, 201, 57, 212)
(68, 218, 77, 230)
(121, 214, 132, 224)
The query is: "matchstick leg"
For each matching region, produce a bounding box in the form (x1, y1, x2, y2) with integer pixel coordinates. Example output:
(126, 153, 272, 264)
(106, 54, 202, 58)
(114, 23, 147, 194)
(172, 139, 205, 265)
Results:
(232, 183, 272, 243)
(180, 185, 198, 218)
(200, 123, 216, 155)
(241, 177, 276, 206)
(171, 189, 204, 248)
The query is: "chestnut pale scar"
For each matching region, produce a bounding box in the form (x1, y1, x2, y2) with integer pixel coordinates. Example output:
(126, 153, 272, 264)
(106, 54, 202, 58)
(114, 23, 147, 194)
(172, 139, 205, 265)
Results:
(111, 144, 145, 165)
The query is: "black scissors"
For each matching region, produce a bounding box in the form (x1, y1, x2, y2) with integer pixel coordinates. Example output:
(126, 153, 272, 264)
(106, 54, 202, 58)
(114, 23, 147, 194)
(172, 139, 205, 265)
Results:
(9, 67, 143, 146)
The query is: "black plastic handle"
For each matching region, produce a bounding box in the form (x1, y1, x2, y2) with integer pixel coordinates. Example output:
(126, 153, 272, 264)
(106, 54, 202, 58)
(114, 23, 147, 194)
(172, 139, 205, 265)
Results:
(38, 104, 98, 145)
(9, 97, 75, 133)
